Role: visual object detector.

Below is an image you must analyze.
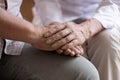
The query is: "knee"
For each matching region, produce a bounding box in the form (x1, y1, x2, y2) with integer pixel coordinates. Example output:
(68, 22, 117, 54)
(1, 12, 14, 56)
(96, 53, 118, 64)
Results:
(75, 67, 100, 80)
(87, 71, 100, 80)
(73, 57, 100, 80)
(89, 28, 120, 59)
(94, 28, 120, 46)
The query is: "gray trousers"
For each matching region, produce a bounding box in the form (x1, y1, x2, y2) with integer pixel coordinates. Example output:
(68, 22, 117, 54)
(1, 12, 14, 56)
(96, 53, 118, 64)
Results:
(1, 26, 120, 80)
(1, 21, 120, 80)
(0, 44, 99, 80)
(0, 24, 120, 80)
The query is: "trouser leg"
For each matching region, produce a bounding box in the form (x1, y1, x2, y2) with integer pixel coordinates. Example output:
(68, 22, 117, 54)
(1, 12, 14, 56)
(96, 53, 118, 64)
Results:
(0, 38, 5, 59)
(87, 27, 120, 80)
(0, 44, 99, 80)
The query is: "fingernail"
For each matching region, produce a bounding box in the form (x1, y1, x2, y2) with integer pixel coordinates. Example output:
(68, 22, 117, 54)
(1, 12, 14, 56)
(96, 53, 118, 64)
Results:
(71, 51, 75, 56)
(72, 52, 75, 55)
(57, 49, 63, 54)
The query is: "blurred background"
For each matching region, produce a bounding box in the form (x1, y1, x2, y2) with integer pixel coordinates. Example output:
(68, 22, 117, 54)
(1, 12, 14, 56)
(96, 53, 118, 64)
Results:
(20, 0, 120, 22)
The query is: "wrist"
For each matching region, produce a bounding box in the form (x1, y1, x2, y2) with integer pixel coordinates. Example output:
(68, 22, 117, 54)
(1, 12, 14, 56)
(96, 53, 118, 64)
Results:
(23, 25, 40, 44)
(88, 18, 104, 36)
(77, 18, 104, 40)
(27, 26, 47, 45)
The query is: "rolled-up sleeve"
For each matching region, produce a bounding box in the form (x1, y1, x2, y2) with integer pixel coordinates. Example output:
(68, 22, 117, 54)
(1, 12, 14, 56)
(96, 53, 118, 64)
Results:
(93, 0, 120, 29)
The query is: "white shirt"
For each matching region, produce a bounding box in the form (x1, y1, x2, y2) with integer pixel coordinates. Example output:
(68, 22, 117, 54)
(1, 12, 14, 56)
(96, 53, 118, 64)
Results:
(0, 0, 120, 57)
(33, 0, 120, 29)
(0, 0, 24, 57)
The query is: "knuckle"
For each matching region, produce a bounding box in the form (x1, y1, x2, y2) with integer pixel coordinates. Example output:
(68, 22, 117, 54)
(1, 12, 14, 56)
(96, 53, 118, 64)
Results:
(52, 28, 57, 33)
(54, 41, 63, 48)
(65, 37, 70, 42)
(59, 24, 65, 29)
(73, 39, 79, 45)
(65, 34, 75, 41)
(66, 25, 71, 29)
(56, 49, 63, 54)
(58, 39, 66, 46)
(52, 43, 58, 49)
(59, 32, 64, 36)
(69, 42, 74, 46)
(63, 29, 69, 34)
(49, 36, 56, 41)
(52, 34, 59, 39)
(51, 38, 56, 43)
(49, 30, 54, 34)
(46, 38, 53, 44)
(61, 45, 67, 50)
(66, 28, 72, 34)
(66, 36, 72, 42)
(64, 43, 72, 49)
(69, 28, 74, 33)
(70, 33, 76, 39)
(54, 25, 60, 30)
(62, 38, 67, 44)
(62, 28, 71, 36)
(52, 33, 61, 40)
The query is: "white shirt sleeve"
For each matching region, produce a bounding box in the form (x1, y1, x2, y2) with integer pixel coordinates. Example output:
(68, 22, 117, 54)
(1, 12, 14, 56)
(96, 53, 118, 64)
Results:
(33, 0, 63, 26)
(93, 0, 120, 29)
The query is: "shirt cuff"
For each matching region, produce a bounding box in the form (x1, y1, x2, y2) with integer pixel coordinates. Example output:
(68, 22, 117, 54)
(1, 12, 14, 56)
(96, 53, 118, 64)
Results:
(93, 3, 120, 29)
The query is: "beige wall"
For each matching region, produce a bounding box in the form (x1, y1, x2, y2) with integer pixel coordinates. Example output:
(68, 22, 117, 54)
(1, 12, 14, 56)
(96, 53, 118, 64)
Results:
(21, 0, 34, 22)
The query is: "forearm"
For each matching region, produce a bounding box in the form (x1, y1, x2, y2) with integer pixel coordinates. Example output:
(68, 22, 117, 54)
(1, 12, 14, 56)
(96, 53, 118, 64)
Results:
(0, 7, 37, 44)
(77, 18, 104, 40)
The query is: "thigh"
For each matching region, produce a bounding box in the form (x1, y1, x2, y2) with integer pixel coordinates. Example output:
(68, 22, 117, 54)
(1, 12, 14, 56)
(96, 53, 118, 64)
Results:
(87, 27, 120, 60)
(0, 44, 99, 80)
(87, 27, 120, 80)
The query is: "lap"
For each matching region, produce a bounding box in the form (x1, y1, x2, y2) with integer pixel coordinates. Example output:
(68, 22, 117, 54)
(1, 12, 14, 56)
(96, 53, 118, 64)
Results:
(87, 27, 120, 58)
(0, 44, 98, 80)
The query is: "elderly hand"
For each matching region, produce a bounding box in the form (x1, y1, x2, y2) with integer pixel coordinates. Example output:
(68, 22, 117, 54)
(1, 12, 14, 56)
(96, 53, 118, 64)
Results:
(43, 22, 86, 56)
(31, 25, 67, 51)
(44, 18, 104, 56)
(31, 24, 79, 52)
(44, 22, 86, 48)
(56, 45, 84, 56)
(31, 26, 53, 51)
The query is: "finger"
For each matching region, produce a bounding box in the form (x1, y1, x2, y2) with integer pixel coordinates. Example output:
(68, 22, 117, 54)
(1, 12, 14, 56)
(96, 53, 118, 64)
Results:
(46, 28, 71, 44)
(61, 39, 80, 50)
(70, 46, 81, 57)
(51, 33, 76, 49)
(70, 51, 75, 56)
(56, 49, 63, 54)
(44, 23, 66, 38)
(63, 49, 71, 55)
(76, 46, 84, 55)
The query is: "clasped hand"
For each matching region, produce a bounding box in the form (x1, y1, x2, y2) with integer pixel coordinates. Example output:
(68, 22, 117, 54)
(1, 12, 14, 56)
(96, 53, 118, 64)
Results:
(32, 22, 87, 56)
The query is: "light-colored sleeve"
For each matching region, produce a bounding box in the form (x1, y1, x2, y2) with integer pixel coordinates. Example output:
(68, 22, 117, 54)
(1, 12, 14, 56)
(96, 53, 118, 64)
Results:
(33, 0, 63, 26)
(93, 0, 120, 29)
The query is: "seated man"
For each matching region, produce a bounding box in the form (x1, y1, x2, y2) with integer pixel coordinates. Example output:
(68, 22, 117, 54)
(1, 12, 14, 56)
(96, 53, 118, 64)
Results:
(0, 0, 99, 80)
(0, 0, 120, 80)
(33, 0, 120, 80)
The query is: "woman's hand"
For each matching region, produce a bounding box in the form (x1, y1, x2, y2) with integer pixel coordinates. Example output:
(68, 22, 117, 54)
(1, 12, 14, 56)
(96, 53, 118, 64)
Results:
(43, 22, 86, 56)
(43, 18, 104, 56)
